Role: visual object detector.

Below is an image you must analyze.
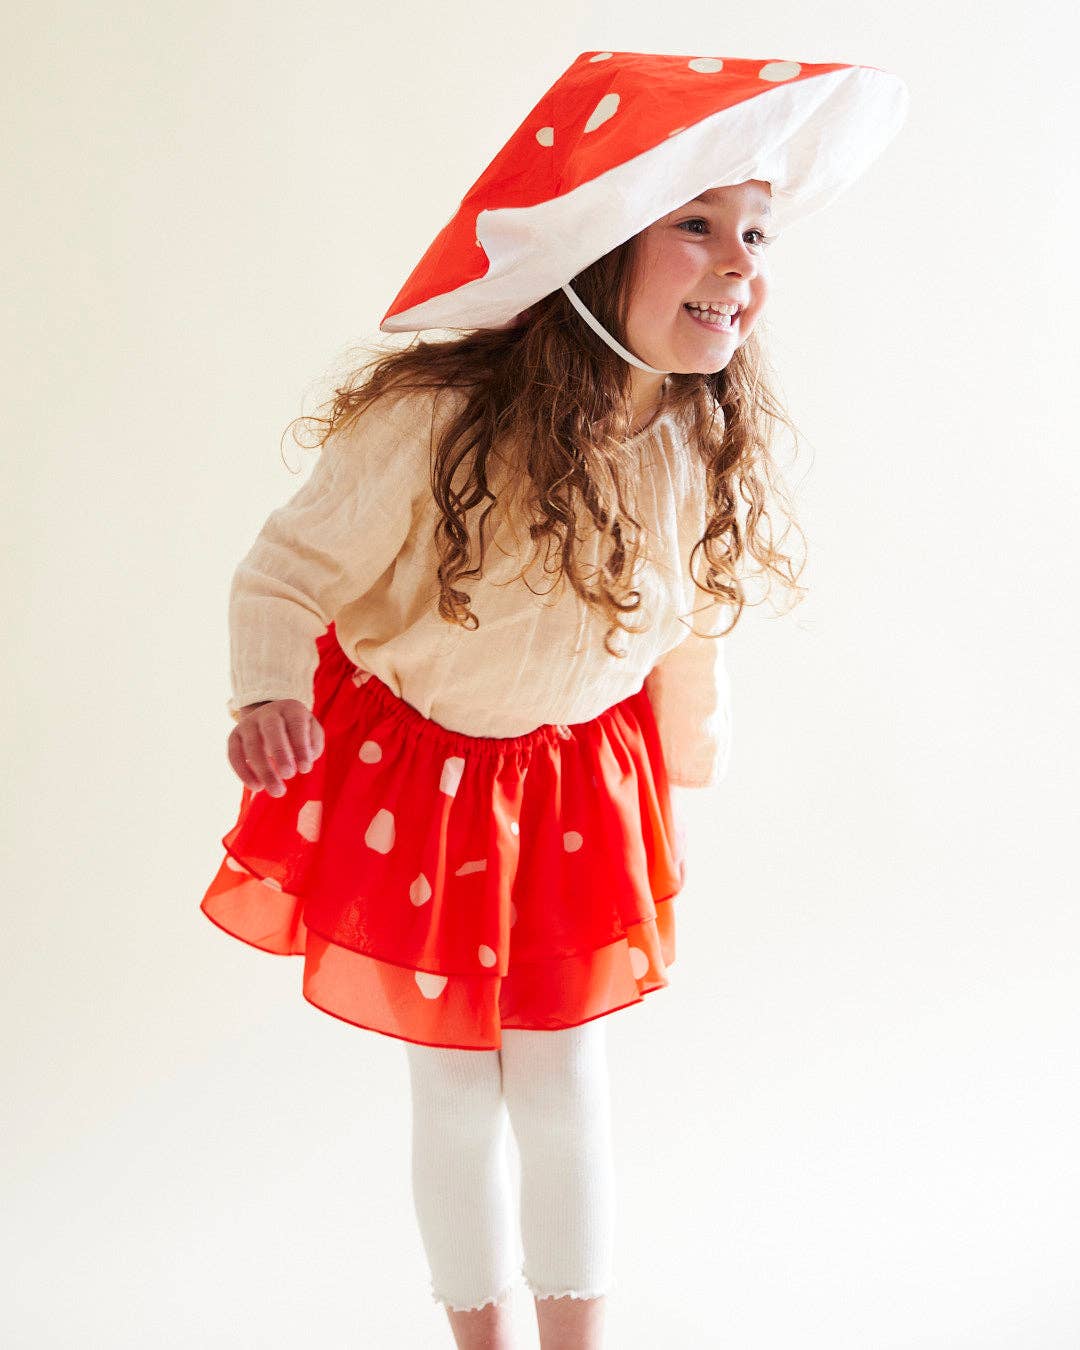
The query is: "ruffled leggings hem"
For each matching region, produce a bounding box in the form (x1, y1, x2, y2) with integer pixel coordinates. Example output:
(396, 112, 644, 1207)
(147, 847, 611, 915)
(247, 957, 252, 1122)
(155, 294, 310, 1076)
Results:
(432, 1266, 615, 1312)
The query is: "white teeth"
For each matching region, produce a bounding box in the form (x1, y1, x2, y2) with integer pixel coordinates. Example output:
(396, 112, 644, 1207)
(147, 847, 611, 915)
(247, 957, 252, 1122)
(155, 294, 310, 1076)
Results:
(685, 303, 735, 327)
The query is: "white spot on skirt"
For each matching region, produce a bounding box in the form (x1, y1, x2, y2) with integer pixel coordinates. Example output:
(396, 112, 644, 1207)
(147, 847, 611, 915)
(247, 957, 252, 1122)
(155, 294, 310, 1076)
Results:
(262, 877, 283, 892)
(455, 858, 487, 876)
(477, 944, 497, 968)
(563, 830, 583, 852)
(440, 756, 465, 796)
(415, 971, 448, 999)
(688, 57, 724, 73)
(409, 872, 432, 906)
(359, 740, 382, 763)
(296, 798, 321, 842)
(365, 808, 395, 854)
(588, 52, 613, 61)
(224, 855, 245, 872)
(584, 92, 619, 134)
(535, 126, 554, 147)
(628, 945, 650, 980)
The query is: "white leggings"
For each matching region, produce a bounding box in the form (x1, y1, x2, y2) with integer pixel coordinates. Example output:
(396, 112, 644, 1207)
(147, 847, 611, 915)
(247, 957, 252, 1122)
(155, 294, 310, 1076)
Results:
(404, 1020, 617, 1313)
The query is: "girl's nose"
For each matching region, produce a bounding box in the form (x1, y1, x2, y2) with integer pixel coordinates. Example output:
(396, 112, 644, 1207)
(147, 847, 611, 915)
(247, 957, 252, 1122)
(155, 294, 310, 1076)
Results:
(710, 254, 758, 282)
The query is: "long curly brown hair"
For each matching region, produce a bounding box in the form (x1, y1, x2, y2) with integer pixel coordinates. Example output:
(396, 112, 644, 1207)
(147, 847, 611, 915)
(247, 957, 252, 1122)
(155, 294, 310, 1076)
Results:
(285, 228, 809, 658)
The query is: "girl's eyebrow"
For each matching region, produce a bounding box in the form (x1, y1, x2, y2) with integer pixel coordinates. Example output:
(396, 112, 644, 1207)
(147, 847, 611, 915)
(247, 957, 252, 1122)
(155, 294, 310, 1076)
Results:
(686, 191, 773, 217)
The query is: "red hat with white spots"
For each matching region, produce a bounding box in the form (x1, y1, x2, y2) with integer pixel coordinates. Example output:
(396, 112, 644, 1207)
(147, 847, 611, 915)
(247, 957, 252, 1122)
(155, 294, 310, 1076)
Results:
(379, 50, 909, 371)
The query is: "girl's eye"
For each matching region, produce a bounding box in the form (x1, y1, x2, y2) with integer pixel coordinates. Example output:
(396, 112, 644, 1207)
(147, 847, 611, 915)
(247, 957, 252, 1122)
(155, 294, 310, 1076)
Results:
(677, 218, 775, 247)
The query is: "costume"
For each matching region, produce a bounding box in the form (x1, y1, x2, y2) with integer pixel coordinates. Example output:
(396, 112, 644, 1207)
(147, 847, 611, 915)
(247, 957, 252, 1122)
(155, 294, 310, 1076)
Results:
(201, 48, 908, 1052)
(200, 46, 909, 1313)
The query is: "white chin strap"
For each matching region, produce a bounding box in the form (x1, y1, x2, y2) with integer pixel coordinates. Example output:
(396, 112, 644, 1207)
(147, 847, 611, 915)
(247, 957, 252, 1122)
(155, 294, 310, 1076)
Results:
(560, 282, 673, 375)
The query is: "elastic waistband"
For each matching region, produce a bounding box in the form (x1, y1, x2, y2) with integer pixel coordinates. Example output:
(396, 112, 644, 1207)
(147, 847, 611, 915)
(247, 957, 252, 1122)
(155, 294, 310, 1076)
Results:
(317, 625, 644, 761)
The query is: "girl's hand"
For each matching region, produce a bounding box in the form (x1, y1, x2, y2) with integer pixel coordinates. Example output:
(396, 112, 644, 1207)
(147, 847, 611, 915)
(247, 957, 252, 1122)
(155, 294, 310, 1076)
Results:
(227, 699, 325, 798)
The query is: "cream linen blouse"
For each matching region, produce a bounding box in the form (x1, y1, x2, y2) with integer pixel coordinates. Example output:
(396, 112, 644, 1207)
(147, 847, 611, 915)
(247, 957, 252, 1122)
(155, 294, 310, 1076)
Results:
(225, 385, 733, 788)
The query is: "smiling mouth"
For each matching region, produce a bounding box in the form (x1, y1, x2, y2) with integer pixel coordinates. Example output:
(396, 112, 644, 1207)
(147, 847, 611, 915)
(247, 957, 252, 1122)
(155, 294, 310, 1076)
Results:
(682, 304, 738, 330)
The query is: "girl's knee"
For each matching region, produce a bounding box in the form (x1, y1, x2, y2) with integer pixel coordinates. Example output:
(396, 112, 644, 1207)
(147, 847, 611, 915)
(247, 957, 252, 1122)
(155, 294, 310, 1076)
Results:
(500, 1024, 612, 1146)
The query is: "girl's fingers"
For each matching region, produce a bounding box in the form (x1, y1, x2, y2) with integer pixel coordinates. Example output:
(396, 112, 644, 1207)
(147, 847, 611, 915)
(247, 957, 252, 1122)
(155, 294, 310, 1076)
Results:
(286, 707, 325, 772)
(227, 729, 267, 792)
(283, 705, 318, 772)
(308, 714, 325, 762)
(228, 702, 325, 796)
(263, 718, 298, 783)
(236, 716, 286, 796)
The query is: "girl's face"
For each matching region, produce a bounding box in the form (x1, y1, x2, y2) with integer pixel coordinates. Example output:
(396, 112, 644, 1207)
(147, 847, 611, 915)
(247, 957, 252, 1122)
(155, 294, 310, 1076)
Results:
(624, 179, 774, 378)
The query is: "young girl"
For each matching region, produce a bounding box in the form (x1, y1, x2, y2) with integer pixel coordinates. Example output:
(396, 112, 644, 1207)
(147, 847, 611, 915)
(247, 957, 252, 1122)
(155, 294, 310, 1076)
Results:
(200, 50, 907, 1349)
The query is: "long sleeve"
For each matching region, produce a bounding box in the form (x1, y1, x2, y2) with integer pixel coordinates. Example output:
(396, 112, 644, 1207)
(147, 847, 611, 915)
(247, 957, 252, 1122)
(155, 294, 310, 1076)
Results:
(643, 608, 734, 789)
(225, 389, 436, 723)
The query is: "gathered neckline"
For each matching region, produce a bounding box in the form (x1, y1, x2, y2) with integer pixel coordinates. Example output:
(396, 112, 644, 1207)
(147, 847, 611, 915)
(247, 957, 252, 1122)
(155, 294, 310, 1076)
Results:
(628, 406, 679, 445)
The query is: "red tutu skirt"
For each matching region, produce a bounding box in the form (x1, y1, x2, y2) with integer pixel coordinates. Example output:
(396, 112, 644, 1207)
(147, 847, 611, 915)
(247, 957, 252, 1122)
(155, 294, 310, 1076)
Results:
(200, 622, 686, 1050)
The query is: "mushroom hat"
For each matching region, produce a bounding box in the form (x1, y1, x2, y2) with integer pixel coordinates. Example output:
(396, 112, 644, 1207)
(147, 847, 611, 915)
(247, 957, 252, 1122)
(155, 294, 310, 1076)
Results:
(378, 49, 909, 351)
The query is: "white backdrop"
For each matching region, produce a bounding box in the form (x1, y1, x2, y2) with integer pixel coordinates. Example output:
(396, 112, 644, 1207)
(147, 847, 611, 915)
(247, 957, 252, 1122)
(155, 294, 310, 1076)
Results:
(4, 2, 1078, 1346)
